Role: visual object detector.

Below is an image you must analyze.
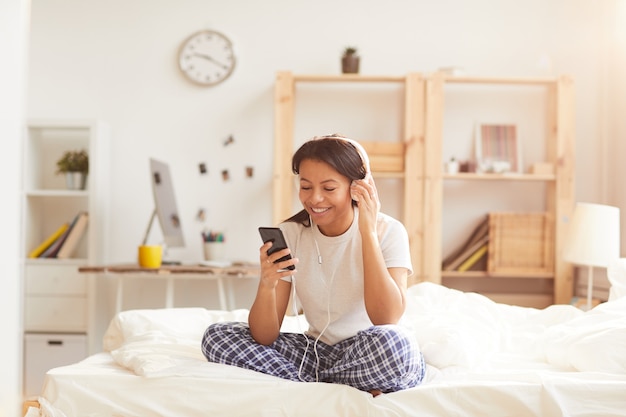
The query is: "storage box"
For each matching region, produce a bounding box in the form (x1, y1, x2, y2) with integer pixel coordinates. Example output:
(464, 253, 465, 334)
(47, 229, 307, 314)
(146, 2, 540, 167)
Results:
(360, 141, 404, 173)
(487, 212, 554, 273)
(529, 162, 554, 175)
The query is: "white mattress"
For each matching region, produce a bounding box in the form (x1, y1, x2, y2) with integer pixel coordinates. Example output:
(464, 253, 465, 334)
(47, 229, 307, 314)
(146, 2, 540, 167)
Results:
(38, 283, 626, 417)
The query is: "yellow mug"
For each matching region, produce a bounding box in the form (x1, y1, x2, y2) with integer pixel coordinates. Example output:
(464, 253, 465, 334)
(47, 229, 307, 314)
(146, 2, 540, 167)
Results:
(138, 245, 162, 268)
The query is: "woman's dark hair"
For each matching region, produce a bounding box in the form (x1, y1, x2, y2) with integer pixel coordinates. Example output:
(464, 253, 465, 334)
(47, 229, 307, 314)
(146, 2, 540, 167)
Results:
(284, 135, 367, 226)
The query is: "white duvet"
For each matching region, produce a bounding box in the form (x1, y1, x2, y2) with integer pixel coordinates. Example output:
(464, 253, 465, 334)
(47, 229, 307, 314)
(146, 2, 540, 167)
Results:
(39, 282, 626, 417)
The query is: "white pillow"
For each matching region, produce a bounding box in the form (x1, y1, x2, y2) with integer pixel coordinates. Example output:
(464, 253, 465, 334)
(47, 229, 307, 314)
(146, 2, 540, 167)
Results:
(542, 297, 626, 373)
(607, 258, 626, 301)
(103, 308, 249, 351)
(104, 308, 307, 376)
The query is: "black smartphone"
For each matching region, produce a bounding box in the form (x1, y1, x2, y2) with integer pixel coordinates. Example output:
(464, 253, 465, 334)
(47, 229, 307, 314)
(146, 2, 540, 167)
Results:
(258, 227, 295, 270)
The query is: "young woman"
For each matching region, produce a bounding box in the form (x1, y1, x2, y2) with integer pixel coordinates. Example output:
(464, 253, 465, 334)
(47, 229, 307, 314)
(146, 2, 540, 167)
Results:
(202, 135, 425, 395)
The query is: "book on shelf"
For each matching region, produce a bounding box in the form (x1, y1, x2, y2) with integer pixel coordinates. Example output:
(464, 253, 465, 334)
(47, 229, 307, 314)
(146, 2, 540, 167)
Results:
(28, 222, 70, 258)
(444, 235, 489, 271)
(457, 243, 488, 272)
(57, 211, 89, 259)
(442, 215, 489, 271)
(38, 227, 69, 258)
(39, 212, 82, 258)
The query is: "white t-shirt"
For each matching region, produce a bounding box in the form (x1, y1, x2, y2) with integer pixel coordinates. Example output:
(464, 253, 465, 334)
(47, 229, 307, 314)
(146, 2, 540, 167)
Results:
(280, 208, 412, 345)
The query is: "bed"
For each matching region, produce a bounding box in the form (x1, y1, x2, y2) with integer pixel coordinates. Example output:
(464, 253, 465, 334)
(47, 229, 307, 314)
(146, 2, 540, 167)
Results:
(31, 261, 626, 417)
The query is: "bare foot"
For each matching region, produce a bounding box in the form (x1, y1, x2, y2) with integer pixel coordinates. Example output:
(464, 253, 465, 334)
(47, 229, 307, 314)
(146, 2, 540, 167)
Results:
(369, 389, 382, 397)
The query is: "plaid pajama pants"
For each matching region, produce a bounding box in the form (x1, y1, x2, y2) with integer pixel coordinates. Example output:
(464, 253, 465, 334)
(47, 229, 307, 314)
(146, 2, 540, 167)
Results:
(201, 322, 425, 393)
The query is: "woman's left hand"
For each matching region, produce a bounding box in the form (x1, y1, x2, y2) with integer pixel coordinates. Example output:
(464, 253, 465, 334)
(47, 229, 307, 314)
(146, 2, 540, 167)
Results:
(350, 175, 380, 232)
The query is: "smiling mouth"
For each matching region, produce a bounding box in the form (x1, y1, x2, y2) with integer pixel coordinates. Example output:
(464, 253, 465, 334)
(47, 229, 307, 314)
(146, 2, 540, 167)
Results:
(310, 207, 329, 214)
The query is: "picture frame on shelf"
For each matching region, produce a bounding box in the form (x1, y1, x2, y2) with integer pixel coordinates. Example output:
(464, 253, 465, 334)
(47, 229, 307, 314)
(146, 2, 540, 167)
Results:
(475, 123, 521, 173)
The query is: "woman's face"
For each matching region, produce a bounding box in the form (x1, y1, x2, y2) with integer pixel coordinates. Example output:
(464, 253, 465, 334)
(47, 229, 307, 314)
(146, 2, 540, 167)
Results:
(298, 159, 354, 237)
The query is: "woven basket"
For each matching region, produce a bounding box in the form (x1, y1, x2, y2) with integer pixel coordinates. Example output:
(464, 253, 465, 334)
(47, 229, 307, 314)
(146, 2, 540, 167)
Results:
(487, 212, 554, 273)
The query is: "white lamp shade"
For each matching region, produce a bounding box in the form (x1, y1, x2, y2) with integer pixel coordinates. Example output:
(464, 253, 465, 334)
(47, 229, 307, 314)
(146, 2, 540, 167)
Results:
(563, 203, 621, 267)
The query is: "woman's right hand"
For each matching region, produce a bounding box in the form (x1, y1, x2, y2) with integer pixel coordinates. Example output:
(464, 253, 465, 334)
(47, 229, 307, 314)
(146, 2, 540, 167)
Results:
(259, 242, 297, 289)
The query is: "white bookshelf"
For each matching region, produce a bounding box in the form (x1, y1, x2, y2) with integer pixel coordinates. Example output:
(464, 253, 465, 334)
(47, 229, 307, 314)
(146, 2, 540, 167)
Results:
(21, 119, 109, 398)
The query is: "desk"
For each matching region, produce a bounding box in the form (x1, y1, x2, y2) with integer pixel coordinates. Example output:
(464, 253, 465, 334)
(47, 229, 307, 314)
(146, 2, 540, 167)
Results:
(79, 263, 260, 312)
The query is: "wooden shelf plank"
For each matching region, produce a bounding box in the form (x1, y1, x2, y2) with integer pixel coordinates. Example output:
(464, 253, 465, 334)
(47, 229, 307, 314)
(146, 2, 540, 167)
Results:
(442, 270, 554, 279)
(442, 173, 556, 181)
(442, 75, 559, 85)
(293, 74, 405, 83)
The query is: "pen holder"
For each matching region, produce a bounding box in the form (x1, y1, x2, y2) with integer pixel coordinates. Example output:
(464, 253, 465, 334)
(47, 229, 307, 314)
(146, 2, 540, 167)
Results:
(203, 242, 225, 261)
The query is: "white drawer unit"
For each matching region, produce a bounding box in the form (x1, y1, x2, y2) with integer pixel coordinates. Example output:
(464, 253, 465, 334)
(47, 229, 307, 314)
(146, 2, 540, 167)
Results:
(24, 295, 87, 332)
(23, 333, 87, 398)
(25, 264, 86, 295)
(24, 263, 88, 332)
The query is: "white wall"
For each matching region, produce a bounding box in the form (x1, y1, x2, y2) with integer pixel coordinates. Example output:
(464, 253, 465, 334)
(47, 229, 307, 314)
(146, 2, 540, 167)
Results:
(25, 0, 623, 339)
(608, 0, 626, 247)
(1, 0, 29, 415)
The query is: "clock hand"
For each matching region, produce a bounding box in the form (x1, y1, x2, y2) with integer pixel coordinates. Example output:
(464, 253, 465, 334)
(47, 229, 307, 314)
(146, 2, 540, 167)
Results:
(192, 53, 229, 70)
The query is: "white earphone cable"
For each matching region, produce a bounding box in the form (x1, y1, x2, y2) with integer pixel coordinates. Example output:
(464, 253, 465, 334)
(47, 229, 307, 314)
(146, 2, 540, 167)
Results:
(294, 217, 334, 383)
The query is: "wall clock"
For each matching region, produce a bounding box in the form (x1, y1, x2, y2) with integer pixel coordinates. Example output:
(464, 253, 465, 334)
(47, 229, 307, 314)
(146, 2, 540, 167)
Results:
(178, 30, 236, 86)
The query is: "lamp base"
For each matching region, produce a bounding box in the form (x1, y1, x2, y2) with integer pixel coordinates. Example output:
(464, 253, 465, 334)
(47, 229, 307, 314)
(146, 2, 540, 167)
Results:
(585, 264, 594, 311)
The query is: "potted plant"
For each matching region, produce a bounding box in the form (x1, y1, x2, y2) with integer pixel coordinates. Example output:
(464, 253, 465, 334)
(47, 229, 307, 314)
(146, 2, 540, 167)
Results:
(341, 47, 360, 74)
(56, 149, 89, 190)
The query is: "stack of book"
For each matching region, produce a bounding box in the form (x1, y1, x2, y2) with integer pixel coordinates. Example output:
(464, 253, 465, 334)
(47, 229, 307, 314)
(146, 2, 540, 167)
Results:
(28, 211, 89, 259)
(442, 215, 489, 272)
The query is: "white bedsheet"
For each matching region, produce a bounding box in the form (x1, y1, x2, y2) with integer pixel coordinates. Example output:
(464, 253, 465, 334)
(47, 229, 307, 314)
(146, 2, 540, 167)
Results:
(39, 283, 626, 417)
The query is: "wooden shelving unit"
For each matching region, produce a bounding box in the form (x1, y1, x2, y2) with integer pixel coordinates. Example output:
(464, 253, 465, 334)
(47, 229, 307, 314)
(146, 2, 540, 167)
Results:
(273, 71, 575, 306)
(273, 72, 426, 283)
(423, 72, 576, 306)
